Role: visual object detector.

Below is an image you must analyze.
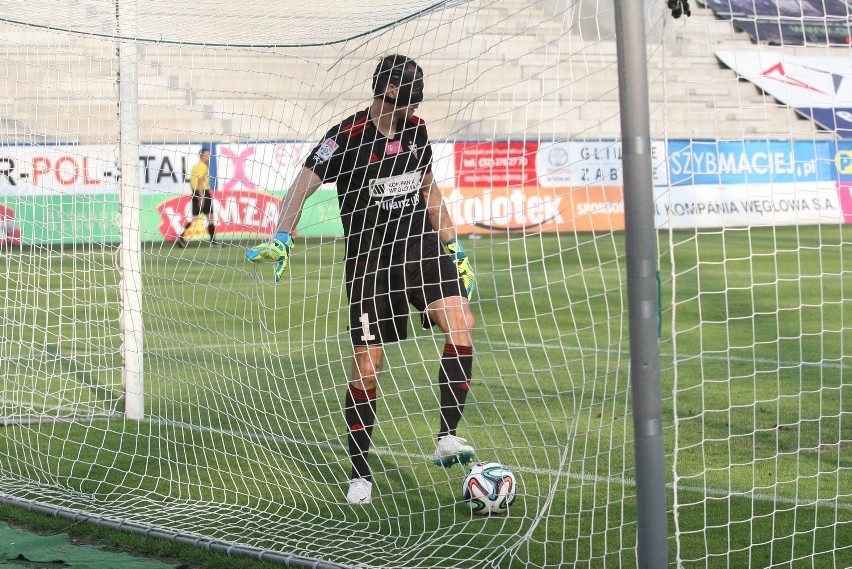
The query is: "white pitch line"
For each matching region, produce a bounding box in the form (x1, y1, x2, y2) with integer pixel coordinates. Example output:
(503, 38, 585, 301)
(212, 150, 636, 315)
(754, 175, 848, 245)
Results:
(4, 335, 848, 372)
(494, 340, 852, 371)
(144, 415, 852, 513)
(3, 400, 849, 513)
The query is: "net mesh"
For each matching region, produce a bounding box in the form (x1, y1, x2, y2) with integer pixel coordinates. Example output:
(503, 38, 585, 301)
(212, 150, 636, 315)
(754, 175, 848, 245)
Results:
(0, 0, 850, 568)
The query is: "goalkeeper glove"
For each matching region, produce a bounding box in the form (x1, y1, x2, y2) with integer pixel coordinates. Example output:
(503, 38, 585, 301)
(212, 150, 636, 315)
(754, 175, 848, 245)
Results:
(245, 231, 294, 282)
(443, 238, 476, 300)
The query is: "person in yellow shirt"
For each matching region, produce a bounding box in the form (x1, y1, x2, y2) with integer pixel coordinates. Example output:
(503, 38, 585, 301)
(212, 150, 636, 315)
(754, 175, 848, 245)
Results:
(176, 147, 219, 247)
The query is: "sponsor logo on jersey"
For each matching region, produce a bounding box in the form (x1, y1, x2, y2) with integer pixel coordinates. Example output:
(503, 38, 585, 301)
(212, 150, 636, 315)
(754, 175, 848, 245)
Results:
(368, 170, 421, 199)
(386, 140, 401, 155)
(315, 138, 339, 162)
(380, 190, 420, 211)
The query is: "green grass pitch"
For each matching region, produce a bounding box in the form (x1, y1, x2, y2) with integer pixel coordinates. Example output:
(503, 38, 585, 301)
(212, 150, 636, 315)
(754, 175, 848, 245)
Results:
(1, 226, 850, 568)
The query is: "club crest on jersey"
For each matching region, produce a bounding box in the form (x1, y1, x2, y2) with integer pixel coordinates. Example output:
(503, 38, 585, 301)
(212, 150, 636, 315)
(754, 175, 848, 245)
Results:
(409, 143, 418, 158)
(386, 140, 401, 156)
(315, 138, 339, 162)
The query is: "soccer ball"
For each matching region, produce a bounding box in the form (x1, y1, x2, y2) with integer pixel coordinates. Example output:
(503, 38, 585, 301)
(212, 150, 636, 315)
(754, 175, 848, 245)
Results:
(461, 461, 517, 515)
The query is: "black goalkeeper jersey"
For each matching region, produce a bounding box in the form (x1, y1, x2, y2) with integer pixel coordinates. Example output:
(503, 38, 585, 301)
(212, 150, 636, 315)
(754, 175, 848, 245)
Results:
(304, 108, 434, 260)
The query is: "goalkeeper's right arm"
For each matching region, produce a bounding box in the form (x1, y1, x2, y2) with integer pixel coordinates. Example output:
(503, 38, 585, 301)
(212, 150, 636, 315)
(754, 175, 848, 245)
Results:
(245, 167, 323, 281)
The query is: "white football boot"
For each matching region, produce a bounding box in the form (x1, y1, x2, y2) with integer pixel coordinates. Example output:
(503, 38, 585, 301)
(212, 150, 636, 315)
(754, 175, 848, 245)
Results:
(433, 435, 476, 468)
(346, 477, 373, 505)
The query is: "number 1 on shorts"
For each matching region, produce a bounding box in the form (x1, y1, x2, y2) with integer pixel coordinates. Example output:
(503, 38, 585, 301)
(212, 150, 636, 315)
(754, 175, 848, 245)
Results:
(359, 312, 376, 342)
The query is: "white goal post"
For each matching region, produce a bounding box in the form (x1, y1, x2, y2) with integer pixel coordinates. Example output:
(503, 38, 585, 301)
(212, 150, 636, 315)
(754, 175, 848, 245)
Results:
(117, 0, 144, 421)
(0, 0, 849, 568)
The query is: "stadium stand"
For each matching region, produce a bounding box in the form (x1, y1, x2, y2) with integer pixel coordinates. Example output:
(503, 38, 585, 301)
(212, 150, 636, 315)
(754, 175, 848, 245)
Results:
(0, 0, 838, 144)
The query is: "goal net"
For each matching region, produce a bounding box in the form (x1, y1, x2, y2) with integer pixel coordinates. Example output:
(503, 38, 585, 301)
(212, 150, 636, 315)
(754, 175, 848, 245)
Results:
(1, 0, 850, 567)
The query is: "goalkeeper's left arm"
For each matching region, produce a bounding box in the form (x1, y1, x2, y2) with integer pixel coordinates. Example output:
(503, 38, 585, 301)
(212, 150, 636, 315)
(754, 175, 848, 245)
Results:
(245, 167, 323, 281)
(421, 171, 476, 300)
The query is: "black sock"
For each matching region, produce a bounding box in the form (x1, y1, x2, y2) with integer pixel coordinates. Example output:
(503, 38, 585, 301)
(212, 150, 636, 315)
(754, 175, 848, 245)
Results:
(438, 344, 473, 438)
(345, 385, 377, 482)
(208, 225, 216, 241)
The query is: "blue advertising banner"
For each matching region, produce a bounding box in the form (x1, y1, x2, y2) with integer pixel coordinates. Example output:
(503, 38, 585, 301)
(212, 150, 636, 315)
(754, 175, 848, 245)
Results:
(659, 139, 849, 229)
(832, 140, 852, 180)
(666, 140, 836, 186)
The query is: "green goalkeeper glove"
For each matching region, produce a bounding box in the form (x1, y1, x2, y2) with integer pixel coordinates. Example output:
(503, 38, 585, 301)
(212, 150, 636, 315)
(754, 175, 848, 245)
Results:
(443, 238, 476, 300)
(245, 231, 294, 282)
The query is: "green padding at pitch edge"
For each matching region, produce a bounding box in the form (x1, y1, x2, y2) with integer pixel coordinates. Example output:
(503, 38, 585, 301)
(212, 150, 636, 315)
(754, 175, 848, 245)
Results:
(0, 522, 179, 569)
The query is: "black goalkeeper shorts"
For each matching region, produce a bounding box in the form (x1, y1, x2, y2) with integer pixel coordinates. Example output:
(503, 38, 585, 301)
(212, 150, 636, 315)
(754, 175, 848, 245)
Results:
(191, 191, 212, 217)
(345, 234, 465, 346)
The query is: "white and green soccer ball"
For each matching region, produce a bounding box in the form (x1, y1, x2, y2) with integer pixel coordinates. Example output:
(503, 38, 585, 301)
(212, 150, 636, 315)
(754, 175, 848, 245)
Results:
(461, 461, 517, 515)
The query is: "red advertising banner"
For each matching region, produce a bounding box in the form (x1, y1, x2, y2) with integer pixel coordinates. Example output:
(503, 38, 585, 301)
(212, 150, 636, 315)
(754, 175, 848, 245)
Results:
(157, 190, 283, 241)
(454, 141, 539, 188)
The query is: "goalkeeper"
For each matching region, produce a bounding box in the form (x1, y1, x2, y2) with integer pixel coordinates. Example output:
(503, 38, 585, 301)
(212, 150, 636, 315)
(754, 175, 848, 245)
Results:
(246, 54, 477, 505)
